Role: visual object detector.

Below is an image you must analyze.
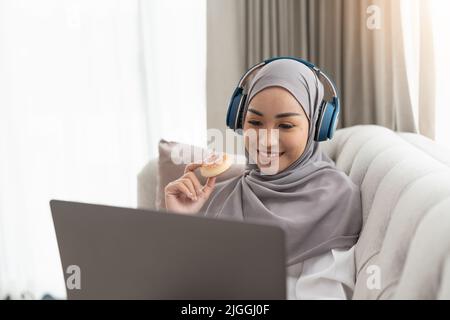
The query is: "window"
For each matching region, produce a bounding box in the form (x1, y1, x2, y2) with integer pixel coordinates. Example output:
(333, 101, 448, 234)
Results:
(402, 0, 450, 146)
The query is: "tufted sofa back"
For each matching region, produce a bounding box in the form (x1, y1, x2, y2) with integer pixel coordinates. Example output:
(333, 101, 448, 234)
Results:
(320, 125, 450, 299)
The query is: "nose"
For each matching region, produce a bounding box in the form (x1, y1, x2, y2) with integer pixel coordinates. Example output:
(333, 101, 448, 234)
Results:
(259, 128, 279, 152)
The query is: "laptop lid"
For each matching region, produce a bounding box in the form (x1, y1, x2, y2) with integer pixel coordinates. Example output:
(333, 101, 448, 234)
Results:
(50, 200, 286, 299)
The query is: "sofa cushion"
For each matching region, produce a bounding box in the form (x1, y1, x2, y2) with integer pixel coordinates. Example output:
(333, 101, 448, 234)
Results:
(438, 254, 450, 299)
(137, 158, 159, 211)
(398, 132, 450, 167)
(393, 198, 450, 299)
(323, 125, 450, 299)
(376, 172, 450, 299)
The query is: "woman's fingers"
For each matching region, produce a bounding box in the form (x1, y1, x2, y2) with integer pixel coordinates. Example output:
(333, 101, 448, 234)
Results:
(166, 162, 216, 200)
(183, 171, 203, 196)
(165, 180, 196, 201)
(202, 176, 216, 195)
(184, 163, 207, 196)
(179, 178, 197, 200)
(184, 162, 203, 174)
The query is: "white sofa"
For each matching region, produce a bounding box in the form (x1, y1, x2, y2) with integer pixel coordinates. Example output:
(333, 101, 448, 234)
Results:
(137, 125, 450, 299)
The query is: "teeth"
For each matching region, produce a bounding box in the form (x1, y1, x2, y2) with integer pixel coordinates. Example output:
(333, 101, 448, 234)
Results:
(258, 151, 282, 158)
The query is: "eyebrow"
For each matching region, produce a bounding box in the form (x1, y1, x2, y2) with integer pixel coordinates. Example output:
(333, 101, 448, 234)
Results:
(247, 108, 302, 119)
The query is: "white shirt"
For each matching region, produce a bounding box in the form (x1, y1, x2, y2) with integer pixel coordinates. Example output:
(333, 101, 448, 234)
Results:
(286, 245, 356, 300)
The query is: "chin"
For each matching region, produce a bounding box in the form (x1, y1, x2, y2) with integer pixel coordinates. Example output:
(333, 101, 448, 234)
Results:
(259, 168, 279, 175)
(257, 162, 286, 175)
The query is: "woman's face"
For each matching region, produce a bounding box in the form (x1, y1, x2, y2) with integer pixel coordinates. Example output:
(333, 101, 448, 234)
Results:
(243, 86, 310, 175)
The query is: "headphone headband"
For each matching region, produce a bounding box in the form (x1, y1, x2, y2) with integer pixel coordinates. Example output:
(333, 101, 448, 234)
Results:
(240, 56, 338, 99)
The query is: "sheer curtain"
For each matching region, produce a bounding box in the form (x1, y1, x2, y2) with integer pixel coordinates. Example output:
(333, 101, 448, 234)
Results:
(401, 0, 450, 145)
(0, 0, 206, 299)
(429, 0, 450, 147)
(139, 0, 207, 154)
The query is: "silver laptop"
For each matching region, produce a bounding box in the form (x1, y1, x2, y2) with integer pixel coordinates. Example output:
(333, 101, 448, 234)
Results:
(50, 200, 286, 299)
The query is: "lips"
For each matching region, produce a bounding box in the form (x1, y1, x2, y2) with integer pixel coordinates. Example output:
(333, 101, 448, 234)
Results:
(257, 150, 285, 160)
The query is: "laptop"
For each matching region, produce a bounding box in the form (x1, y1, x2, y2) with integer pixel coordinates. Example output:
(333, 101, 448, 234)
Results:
(50, 200, 286, 299)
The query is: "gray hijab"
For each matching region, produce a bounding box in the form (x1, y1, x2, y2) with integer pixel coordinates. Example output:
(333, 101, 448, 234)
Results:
(200, 59, 362, 266)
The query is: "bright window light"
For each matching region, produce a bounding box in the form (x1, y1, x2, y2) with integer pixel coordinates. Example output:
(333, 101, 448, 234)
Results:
(401, 0, 450, 147)
(430, 0, 450, 147)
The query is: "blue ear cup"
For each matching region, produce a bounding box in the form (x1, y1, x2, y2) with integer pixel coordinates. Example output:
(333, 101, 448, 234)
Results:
(328, 97, 340, 139)
(315, 101, 334, 141)
(314, 97, 340, 141)
(235, 94, 247, 131)
(226, 87, 243, 130)
(226, 87, 247, 132)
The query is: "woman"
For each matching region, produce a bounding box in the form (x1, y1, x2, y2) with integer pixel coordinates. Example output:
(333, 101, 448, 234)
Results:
(164, 58, 362, 299)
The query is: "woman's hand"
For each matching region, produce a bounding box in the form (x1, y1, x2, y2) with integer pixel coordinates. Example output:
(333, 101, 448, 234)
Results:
(164, 163, 216, 215)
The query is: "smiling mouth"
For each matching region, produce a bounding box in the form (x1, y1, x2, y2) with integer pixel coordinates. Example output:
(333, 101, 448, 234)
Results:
(257, 150, 285, 159)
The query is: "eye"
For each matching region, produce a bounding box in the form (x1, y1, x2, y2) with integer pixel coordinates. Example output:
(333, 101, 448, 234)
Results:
(279, 123, 295, 129)
(247, 120, 262, 126)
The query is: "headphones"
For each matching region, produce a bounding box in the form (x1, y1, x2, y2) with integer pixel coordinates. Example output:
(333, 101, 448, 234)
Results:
(226, 56, 340, 142)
